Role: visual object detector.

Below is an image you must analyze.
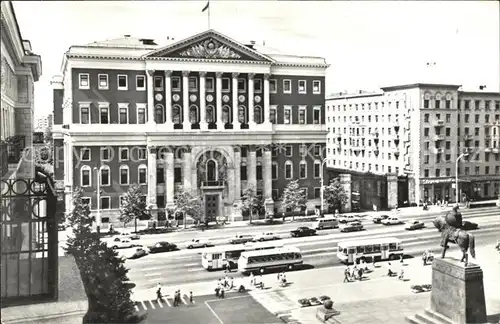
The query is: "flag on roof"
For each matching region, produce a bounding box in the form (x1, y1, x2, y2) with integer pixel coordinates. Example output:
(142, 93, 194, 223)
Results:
(202, 1, 209, 12)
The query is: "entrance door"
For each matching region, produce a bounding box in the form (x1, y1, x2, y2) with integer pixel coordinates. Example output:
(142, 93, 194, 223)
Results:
(205, 194, 219, 222)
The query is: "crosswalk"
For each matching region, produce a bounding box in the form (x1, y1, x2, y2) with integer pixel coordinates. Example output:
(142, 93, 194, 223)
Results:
(134, 293, 194, 311)
(248, 289, 298, 315)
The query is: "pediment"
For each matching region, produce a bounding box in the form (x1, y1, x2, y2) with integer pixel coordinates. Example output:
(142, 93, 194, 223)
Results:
(144, 30, 273, 63)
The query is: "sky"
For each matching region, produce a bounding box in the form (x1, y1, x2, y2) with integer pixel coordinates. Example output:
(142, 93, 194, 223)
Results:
(11, 0, 500, 117)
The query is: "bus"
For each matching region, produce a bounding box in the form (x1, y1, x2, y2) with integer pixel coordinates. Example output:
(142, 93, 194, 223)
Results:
(336, 237, 403, 264)
(201, 241, 284, 271)
(237, 246, 303, 274)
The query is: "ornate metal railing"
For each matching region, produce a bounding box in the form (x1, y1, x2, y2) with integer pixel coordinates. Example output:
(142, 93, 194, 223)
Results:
(201, 180, 225, 187)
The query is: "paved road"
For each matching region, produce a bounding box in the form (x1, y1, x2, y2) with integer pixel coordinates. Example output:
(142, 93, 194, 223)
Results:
(125, 208, 499, 290)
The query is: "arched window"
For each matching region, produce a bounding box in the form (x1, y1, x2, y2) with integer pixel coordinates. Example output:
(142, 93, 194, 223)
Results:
(238, 105, 246, 123)
(206, 159, 217, 181)
(299, 160, 307, 179)
(284, 160, 293, 180)
(272, 161, 278, 180)
(81, 165, 91, 187)
(314, 160, 321, 179)
(206, 105, 215, 123)
(189, 105, 199, 124)
(138, 165, 147, 185)
(256, 161, 263, 180)
(172, 105, 182, 124)
(100, 165, 110, 186)
(254, 106, 262, 124)
(155, 104, 164, 123)
(222, 105, 231, 124)
(119, 165, 130, 185)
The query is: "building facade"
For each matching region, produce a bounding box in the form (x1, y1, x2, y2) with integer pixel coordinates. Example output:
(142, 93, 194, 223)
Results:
(52, 30, 329, 224)
(326, 83, 500, 206)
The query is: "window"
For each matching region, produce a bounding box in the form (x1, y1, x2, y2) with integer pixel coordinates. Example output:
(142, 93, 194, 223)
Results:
(270, 106, 277, 124)
(283, 80, 291, 94)
(81, 166, 91, 187)
(272, 189, 279, 201)
(79, 73, 90, 89)
(446, 100, 451, 109)
(314, 144, 321, 156)
(435, 100, 440, 109)
(314, 160, 321, 178)
(80, 148, 91, 161)
(137, 103, 147, 124)
(254, 79, 262, 93)
(314, 187, 321, 199)
(485, 166, 489, 175)
(445, 128, 451, 136)
(445, 141, 451, 149)
(465, 100, 470, 110)
(100, 197, 111, 209)
(475, 166, 480, 175)
(138, 165, 147, 184)
(98, 74, 108, 90)
(157, 167, 165, 184)
(424, 99, 429, 109)
(189, 76, 198, 91)
(313, 80, 321, 94)
(100, 166, 110, 186)
(475, 100, 480, 110)
(254, 106, 262, 123)
(424, 114, 429, 122)
(424, 169, 429, 177)
(435, 169, 440, 177)
(120, 148, 129, 161)
(101, 147, 111, 161)
(285, 161, 293, 179)
(237, 106, 246, 123)
(206, 77, 214, 92)
(137, 147, 147, 160)
(485, 114, 490, 123)
(95, 103, 108, 124)
(256, 162, 263, 180)
(154, 76, 164, 91)
(269, 79, 277, 93)
(156, 104, 165, 123)
(118, 103, 129, 124)
(424, 128, 429, 137)
(117, 75, 128, 90)
(82, 197, 91, 206)
(80, 103, 90, 124)
(221, 78, 230, 92)
(119, 165, 130, 185)
(474, 127, 480, 136)
(284, 106, 291, 124)
(298, 106, 306, 124)
(298, 80, 306, 94)
(475, 114, 480, 123)
(136, 75, 146, 91)
(222, 105, 231, 123)
(285, 145, 292, 157)
(299, 161, 307, 178)
(424, 155, 429, 164)
(272, 162, 278, 180)
(240, 163, 247, 181)
(174, 167, 182, 182)
(171, 77, 181, 91)
(313, 106, 321, 124)
(237, 78, 246, 93)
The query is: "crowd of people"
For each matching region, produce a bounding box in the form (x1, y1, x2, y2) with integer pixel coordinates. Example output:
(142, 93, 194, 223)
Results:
(155, 283, 193, 305)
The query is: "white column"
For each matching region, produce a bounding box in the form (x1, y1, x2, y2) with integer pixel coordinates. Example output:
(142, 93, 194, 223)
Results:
(228, 167, 235, 203)
(248, 146, 257, 190)
(166, 151, 175, 208)
(183, 149, 192, 192)
(263, 148, 273, 200)
(191, 168, 198, 196)
(248, 73, 256, 128)
(147, 145, 157, 209)
(216, 72, 224, 129)
(234, 148, 241, 201)
(232, 73, 240, 130)
(263, 73, 271, 125)
(164, 70, 173, 129)
(147, 70, 155, 124)
(182, 71, 190, 130)
(199, 72, 207, 130)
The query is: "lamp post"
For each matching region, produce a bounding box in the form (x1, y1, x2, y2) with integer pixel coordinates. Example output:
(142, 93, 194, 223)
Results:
(93, 167, 101, 235)
(320, 157, 330, 213)
(455, 153, 469, 205)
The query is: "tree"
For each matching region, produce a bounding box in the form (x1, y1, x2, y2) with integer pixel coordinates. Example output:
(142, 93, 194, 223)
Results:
(65, 189, 141, 323)
(323, 178, 349, 213)
(241, 186, 262, 224)
(281, 179, 307, 221)
(119, 184, 149, 231)
(174, 186, 203, 228)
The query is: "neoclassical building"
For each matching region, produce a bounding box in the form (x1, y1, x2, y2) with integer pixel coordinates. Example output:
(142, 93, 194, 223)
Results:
(52, 29, 328, 224)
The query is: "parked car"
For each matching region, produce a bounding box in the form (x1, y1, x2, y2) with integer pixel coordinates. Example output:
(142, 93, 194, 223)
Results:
(338, 215, 361, 224)
(229, 234, 254, 244)
(110, 238, 136, 249)
(118, 232, 140, 240)
(291, 227, 316, 237)
(311, 217, 339, 230)
(381, 217, 404, 225)
(340, 221, 364, 232)
(405, 220, 425, 230)
(128, 247, 148, 259)
(462, 221, 478, 230)
(186, 238, 211, 249)
(253, 232, 280, 242)
(372, 214, 390, 224)
(148, 241, 177, 253)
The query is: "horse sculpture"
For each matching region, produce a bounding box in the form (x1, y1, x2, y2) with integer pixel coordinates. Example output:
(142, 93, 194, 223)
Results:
(432, 205, 476, 266)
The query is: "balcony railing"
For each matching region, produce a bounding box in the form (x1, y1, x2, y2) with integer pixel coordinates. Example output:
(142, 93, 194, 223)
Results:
(434, 135, 445, 141)
(463, 135, 474, 141)
(435, 148, 444, 154)
(434, 120, 445, 127)
(201, 180, 225, 188)
(493, 148, 500, 154)
(484, 147, 492, 153)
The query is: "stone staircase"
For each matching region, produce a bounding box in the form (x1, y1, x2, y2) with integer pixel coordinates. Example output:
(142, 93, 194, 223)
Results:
(406, 308, 455, 324)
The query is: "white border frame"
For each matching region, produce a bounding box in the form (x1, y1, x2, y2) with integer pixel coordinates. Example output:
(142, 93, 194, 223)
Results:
(313, 80, 321, 94)
(80, 148, 91, 161)
(171, 76, 181, 92)
(117, 74, 128, 91)
(154, 75, 164, 91)
(136, 75, 146, 91)
(313, 105, 321, 124)
(81, 165, 91, 187)
(299, 160, 307, 179)
(206, 77, 215, 92)
(283, 79, 292, 94)
(221, 77, 231, 93)
(79, 103, 90, 124)
(100, 196, 111, 210)
(298, 80, 307, 94)
(137, 103, 147, 124)
(138, 164, 148, 184)
(119, 147, 130, 161)
(78, 73, 90, 90)
(254, 79, 262, 94)
(188, 76, 198, 92)
(298, 105, 307, 124)
(285, 144, 293, 157)
(314, 160, 321, 179)
(284, 105, 292, 124)
(270, 105, 277, 124)
(284, 160, 293, 180)
(98, 74, 109, 90)
(100, 165, 111, 186)
(99, 102, 110, 124)
(119, 165, 130, 185)
(118, 103, 130, 124)
(269, 79, 277, 94)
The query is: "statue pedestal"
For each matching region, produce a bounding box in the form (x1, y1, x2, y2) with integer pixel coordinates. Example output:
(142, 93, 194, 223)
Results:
(315, 306, 339, 323)
(230, 201, 243, 222)
(406, 257, 487, 324)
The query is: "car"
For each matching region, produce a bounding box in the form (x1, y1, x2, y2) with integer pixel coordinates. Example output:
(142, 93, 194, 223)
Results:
(229, 234, 254, 244)
(381, 217, 404, 225)
(148, 241, 177, 253)
(253, 232, 280, 242)
(110, 238, 136, 249)
(118, 232, 140, 240)
(340, 221, 364, 232)
(338, 214, 362, 224)
(311, 217, 339, 230)
(405, 220, 425, 230)
(462, 221, 478, 230)
(372, 214, 390, 224)
(290, 227, 316, 237)
(186, 239, 211, 249)
(128, 247, 148, 259)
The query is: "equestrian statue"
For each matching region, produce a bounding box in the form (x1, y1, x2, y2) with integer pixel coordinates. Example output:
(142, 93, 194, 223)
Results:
(432, 205, 476, 266)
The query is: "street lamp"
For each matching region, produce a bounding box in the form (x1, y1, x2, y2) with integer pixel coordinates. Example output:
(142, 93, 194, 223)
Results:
(93, 167, 102, 235)
(455, 153, 469, 205)
(320, 157, 330, 213)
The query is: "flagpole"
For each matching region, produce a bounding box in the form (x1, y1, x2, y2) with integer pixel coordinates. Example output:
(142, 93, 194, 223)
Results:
(208, 0, 211, 29)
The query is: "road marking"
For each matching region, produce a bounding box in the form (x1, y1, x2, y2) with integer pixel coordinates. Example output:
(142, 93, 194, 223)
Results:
(148, 300, 156, 309)
(184, 262, 199, 267)
(141, 301, 146, 310)
(157, 299, 163, 308)
(164, 297, 171, 307)
(205, 300, 225, 324)
(187, 268, 203, 272)
(181, 296, 188, 304)
(144, 272, 162, 277)
(135, 305, 139, 312)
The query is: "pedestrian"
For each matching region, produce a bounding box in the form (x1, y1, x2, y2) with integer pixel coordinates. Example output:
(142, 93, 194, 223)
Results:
(173, 290, 177, 306)
(230, 277, 234, 289)
(156, 283, 162, 301)
(422, 251, 428, 266)
(177, 290, 182, 305)
(358, 267, 363, 281)
(224, 274, 229, 288)
(344, 267, 350, 283)
(399, 268, 404, 280)
(400, 254, 404, 264)
(387, 262, 393, 276)
(215, 286, 220, 298)
(277, 272, 281, 283)
(250, 273, 255, 286)
(220, 287, 225, 299)
(372, 258, 376, 268)
(189, 291, 193, 304)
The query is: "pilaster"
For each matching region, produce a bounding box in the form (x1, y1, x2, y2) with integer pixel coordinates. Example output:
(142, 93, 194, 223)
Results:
(234, 148, 241, 200)
(182, 71, 190, 130)
(183, 148, 192, 192)
(248, 73, 256, 128)
(232, 73, 240, 129)
(263, 73, 271, 126)
(216, 72, 224, 129)
(147, 70, 155, 124)
(227, 167, 235, 203)
(263, 147, 274, 213)
(387, 173, 398, 209)
(199, 71, 207, 130)
(164, 70, 173, 129)
(147, 144, 158, 219)
(248, 146, 257, 191)
(339, 173, 352, 212)
(165, 151, 175, 208)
